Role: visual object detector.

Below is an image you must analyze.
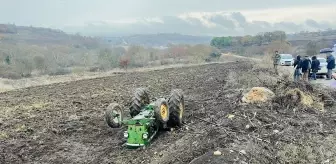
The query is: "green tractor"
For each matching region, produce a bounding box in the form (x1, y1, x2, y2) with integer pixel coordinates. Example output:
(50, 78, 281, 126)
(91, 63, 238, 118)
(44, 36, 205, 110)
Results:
(104, 88, 185, 148)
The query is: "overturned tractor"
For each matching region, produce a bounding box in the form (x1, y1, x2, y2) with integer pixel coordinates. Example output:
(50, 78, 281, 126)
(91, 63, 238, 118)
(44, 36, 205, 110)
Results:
(104, 88, 185, 148)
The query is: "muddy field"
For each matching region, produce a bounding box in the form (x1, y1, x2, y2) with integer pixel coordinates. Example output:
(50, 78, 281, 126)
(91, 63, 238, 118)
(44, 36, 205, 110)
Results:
(1, 61, 336, 164)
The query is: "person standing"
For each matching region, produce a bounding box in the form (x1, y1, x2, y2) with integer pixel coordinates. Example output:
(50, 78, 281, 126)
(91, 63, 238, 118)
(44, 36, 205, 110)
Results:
(326, 53, 335, 80)
(273, 51, 280, 75)
(307, 56, 312, 80)
(301, 56, 311, 82)
(311, 56, 320, 80)
(293, 55, 302, 81)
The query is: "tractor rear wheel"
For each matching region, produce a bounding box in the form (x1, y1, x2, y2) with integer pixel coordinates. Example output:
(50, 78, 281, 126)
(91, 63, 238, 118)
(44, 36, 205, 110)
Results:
(105, 103, 123, 128)
(168, 89, 185, 126)
(154, 98, 170, 125)
(129, 88, 150, 117)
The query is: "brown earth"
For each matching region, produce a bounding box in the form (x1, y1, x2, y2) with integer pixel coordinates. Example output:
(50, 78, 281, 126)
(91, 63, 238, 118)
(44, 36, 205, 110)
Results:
(1, 61, 336, 164)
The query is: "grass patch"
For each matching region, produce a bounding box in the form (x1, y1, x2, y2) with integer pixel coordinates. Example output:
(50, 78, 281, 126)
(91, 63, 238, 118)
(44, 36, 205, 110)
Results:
(0, 132, 9, 139)
(278, 135, 336, 163)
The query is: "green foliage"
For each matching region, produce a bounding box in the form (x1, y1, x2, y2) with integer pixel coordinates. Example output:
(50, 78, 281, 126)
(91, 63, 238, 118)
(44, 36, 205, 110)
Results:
(206, 51, 222, 62)
(5, 56, 10, 65)
(211, 31, 287, 49)
(210, 36, 233, 47)
(209, 52, 221, 58)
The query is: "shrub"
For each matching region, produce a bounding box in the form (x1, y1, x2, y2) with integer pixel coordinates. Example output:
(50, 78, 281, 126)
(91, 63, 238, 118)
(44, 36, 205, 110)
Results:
(48, 68, 72, 76)
(88, 66, 100, 72)
(33, 55, 46, 73)
(13, 58, 34, 77)
(0, 71, 21, 79)
(72, 67, 85, 75)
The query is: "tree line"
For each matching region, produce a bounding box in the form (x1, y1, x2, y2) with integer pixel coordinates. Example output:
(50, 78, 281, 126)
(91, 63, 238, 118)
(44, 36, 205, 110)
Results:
(210, 31, 287, 48)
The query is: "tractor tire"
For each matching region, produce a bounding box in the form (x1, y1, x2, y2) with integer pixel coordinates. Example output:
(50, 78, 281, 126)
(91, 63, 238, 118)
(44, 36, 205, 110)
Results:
(129, 88, 150, 117)
(154, 98, 170, 124)
(105, 103, 123, 128)
(168, 89, 185, 126)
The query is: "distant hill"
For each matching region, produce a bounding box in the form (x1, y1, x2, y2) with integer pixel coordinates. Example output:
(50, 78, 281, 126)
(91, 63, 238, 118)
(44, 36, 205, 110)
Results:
(287, 29, 336, 41)
(0, 24, 214, 49)
(103, 33, 213, 47)
(1, 23, 335, 49)
(102, 30, 336, 48)
(286, 30, 336, 48)
(0, 24, 100, 49)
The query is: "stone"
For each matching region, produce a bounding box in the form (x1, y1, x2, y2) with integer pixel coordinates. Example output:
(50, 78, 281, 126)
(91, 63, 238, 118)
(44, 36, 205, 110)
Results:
(213, 150, 222, 156)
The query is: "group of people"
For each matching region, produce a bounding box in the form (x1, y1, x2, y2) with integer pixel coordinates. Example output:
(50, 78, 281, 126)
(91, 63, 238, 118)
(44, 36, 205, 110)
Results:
(273, 51, 335, 82)
(294, 54, 335, 82)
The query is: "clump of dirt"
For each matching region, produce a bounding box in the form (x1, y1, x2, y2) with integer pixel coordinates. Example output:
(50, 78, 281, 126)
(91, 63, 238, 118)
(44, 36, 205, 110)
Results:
(284, 88, 324, 111)
(242, 87, 275, 103)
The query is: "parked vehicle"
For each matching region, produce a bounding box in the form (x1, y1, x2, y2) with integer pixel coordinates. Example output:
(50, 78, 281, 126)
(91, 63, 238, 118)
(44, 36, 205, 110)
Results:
(309, 57, 328, 77)
(278, 54, 294, 66)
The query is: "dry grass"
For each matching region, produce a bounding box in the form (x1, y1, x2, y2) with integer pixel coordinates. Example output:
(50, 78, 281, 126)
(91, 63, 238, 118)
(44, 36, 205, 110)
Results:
(286, 88, 324, 111)
(278, 135, 336, 163)
(224, 65, 278, 90)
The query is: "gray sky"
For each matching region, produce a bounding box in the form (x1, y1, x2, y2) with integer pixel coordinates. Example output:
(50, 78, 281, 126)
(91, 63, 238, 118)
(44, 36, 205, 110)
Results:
(1, 0, 336, 36)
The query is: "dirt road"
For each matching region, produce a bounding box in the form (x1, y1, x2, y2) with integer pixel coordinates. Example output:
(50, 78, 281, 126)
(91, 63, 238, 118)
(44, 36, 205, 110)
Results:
(279, 65, 336, 88)
(1, 61, 336, 164)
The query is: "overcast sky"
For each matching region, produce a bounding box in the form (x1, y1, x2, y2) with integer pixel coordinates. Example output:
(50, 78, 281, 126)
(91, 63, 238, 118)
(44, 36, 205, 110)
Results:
(1, 0, 336, 36)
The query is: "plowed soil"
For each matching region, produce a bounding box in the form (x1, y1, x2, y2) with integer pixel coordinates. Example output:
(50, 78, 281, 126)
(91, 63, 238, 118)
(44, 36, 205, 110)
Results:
(1, 61, 336, 164)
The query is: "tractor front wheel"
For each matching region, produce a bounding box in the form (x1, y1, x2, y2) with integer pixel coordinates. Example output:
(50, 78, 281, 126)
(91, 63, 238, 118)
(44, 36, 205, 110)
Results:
(105, 103, 123, 128)
(168, 89, 185, 127)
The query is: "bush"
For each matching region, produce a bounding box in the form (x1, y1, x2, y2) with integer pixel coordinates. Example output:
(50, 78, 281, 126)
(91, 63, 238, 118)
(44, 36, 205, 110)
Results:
(13, 57, 34, 78)
(0, 71, 21, 79)
(72, 67, 85, 75)
(33, 55, 47, 73)
(88, 66, 100, 72)
(160, 59, 175, 65)
(48, 68, 72, 76)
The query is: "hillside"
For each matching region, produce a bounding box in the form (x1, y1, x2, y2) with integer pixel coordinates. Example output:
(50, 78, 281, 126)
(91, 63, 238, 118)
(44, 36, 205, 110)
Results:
(0, 24, 105, 79)
(287, 29, 336, 41)
(103, 33, 213, 47)
(102, 30, 336, 48)
(0, 24, 219, 80)
(0, 24, 100, 48)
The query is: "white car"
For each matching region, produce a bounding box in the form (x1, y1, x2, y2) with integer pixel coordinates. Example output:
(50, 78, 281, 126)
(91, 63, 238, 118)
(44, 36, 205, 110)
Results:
(278, 54, 294, 66)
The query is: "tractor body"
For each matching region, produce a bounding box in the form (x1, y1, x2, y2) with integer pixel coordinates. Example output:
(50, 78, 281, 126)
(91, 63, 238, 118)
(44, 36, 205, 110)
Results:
(122, 104, 159, 147)
(105, 88, 185, 149)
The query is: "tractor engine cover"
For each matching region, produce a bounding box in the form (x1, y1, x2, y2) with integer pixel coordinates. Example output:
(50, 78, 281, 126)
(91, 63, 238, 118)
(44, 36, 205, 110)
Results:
(124, 104, 158, 147)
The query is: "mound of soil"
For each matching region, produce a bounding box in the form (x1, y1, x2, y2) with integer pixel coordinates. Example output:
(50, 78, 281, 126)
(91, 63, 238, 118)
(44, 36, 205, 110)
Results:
(1, 61, 336, 164)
